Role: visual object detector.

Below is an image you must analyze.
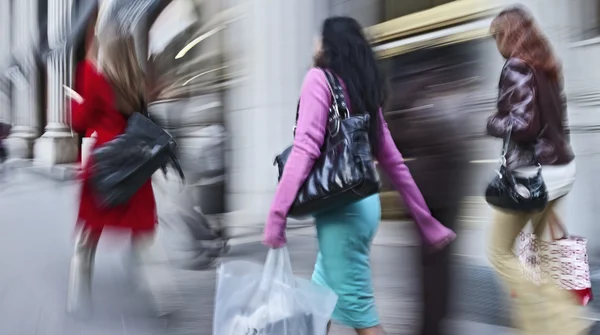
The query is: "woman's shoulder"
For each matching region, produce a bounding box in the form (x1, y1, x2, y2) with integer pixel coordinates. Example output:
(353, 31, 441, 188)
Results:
(499, 58, 535, 87)
(78, 60, 114, 98)
(78, 60, 112, 86)
(301, 68, 333, 95)
(303, 68, 328, 84)
(503, 58, 534, 75)
(77, 60, 101, 77)
(299, 68, 334, 104)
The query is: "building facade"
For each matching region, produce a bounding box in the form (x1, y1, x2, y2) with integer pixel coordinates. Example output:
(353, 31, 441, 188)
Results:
(2, 1, 600, 248)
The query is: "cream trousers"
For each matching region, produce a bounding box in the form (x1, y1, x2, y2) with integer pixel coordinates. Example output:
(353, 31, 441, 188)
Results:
(487, 201, 589, 335)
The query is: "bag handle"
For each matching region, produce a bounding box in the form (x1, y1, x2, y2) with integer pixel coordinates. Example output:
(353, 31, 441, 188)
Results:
(259, 247, 295, 291)
(547, 210, 569, 240)
(500, 126, 512, 167)
(322, 70, 350, 118)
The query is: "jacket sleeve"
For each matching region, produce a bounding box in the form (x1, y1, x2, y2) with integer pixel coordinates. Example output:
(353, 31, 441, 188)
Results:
(487, 58, 541, 142)
(375, 108, 442, 233)
(559, 85, 572, 139)
(71, 63, 101, 134)
(263, 68, 330, 245)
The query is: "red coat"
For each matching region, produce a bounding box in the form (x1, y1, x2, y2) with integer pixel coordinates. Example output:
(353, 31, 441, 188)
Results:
(72, 60, 157, 237)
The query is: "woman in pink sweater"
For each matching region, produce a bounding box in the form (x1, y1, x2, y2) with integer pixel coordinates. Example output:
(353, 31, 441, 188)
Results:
(263, 17, 456, 334)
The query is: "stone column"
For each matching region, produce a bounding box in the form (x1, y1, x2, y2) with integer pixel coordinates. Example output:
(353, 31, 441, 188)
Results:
(34, 0, 79, 165)
(5, 0, 41, 159)
(0, 0, 10, 126)
(225, 0, 330, 226)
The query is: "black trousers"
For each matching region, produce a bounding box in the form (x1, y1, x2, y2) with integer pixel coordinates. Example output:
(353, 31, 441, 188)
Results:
(419, 206, 459, 335)
(0, 145, 6, 162)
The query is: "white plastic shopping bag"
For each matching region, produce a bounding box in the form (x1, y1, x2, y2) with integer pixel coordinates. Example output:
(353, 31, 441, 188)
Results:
(213, 247, 338, 335)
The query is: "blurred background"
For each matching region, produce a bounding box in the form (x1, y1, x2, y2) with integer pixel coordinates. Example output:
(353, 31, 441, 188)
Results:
(1, 0, 600, 334)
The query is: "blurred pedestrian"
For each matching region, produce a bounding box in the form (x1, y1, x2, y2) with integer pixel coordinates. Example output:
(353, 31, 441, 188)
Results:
(263, 16, 456, 335)
(385, 44, 476, 335)
(145, 0, 232, 269)
(66, 22, 157, 314)
(486, 6, 586, 334)
(0, 121, 9, 163)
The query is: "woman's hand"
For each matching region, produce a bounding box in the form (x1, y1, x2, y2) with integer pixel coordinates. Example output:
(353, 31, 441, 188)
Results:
(262, 224, 287, 249)
(63, 85, 84, 104)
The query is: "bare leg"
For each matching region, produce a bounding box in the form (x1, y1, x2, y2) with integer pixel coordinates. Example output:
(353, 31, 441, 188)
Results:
(131, 232, 179, 316)
(66, 227, 102, 314)
(356, 325, 386, 335)
(324, 321, 385, 335)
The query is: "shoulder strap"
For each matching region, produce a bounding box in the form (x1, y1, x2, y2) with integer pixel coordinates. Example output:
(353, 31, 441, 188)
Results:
(498, 60, 513, 163)
(292, 69, 348, 137)
(500, 126, 512, 166)
(322, 70, 349, 118)
(548, 210, 569, 239)
(293, 101, 300, 136)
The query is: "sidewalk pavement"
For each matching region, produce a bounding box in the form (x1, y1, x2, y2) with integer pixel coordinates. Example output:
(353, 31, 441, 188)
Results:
(1, 166, 597, 334)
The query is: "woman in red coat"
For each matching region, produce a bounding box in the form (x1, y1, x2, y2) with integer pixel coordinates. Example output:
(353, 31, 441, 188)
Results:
(66, 32, 157, 314)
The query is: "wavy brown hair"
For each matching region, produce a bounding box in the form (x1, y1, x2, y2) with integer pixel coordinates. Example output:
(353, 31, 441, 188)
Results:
(490, 5, 561, 81)
(96, 29, 145, 116)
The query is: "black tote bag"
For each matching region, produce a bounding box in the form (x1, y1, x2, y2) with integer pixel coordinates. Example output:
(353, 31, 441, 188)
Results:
(91, 111, 184, 208)
(274, 69, 380, 217)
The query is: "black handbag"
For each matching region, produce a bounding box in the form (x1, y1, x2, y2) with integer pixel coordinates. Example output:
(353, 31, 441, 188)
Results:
(274, 69, 380, 217)
(91, 111, 184, 208)
(485, 127, 548, 212)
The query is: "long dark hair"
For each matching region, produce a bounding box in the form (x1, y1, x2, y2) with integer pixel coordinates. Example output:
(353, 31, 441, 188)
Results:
(314, 17, 385, 153)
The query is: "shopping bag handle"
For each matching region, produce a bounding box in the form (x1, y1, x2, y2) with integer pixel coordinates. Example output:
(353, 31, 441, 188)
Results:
(259, 247, 295, 291)
(548, 210, 569, 240)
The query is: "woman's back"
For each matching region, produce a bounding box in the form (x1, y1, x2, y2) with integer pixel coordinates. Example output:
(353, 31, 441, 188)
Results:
(487, 58, 574, 169)
(72, 60, 128, 147)
(531, 66, 574, 164)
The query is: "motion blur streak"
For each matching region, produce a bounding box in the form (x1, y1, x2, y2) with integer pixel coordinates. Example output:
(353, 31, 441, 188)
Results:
(0, 1, 599, 334)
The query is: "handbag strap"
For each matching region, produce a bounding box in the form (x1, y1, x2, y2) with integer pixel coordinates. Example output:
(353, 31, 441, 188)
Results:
(322, 70, 350, 118)
(292, 69, 349, 137)
(547, 210, 569, 240)
(500, 126, 512, 167)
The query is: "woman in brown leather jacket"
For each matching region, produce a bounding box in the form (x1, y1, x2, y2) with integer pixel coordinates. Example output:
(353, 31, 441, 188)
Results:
(487, 6, 585, 335)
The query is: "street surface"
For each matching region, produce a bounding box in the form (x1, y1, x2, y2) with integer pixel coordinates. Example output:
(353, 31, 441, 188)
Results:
(0, 167, 597, 334)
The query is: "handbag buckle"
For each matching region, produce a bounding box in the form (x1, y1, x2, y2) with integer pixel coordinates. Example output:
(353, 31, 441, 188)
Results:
(494, 169, 502, 178)
(328, 117, 340, 137)
(514, 184, 532, 199)
(500, 156, 507, 167)
(328, 104, 341, 137)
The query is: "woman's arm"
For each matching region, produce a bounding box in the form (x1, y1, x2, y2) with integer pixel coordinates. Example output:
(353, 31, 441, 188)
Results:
(487, 58, 541, 142)
(263, 68, 331, 247)
(375, 108, 452, 245)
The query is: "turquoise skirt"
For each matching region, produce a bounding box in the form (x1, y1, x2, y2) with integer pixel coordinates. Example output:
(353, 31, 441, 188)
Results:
(311, 194, 381, 329)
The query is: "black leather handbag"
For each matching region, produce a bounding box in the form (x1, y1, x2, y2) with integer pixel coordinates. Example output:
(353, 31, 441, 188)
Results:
(91, 111, 184, 208)
(485, 127, 548, 212)
(274, 69, 380, 217)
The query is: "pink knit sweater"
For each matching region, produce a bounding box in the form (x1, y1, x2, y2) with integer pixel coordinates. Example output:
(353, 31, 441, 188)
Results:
(263, 68, 455, 248)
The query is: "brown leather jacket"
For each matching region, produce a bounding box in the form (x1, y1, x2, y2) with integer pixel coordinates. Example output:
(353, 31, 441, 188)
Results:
(487, 58, 574, 170)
